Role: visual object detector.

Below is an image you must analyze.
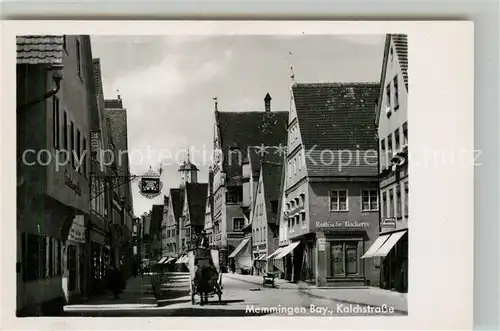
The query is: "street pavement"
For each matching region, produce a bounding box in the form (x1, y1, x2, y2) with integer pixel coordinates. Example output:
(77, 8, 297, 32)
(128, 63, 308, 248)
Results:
(62, 273, 405, 317)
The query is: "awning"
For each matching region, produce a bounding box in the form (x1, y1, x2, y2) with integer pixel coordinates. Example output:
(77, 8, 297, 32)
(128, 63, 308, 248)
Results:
(373, 231, 407, 257)
(254, 253, 266, 261)
(275, 242, 300, 260)
(175, 255, 188, 264)
(228, 237, 251, 258)
(361, 234, 391, 259)
(267, 247, 284, 259)
(165, 257, 175, 263)
(157, 257, 168, 264)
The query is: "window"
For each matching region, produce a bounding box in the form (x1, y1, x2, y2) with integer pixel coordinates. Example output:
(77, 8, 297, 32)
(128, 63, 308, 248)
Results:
(387, 134, 393, 158)
(388, 189, 394, 218)
(404, 181, 409, 216)
(76, 38, 82, 78)
(361, 189, 378, 211)
(294, 158, 297, 174)
(40, 236, 47, 279)
(393, 76, 399, 109)
(395, 129, 400, 151)
(390, 47, 394, 62)
(298, 152, 302, 170)
(70, 122, 75, 169)
(76, 130, 81, 173)
(233, 218, 244, 231)
(396, 185, 402, 218)
(403, 122, 408, 145)
(329, 190, 348, 211)
(301, 212, 306, 223)
(83, 138, 87, 177)
(48, 238, 54, 277)
(256, 228, 260, 241)
(63, 35, 67, 52)
(52, 97, 60, 149)
(386, 83, 391, 110)
(380, 139, 386, 168)
(63, 111, 68, 151)
(382, 191, 387, 218)
(330, 241, 359, 277)
(288, 162, 292, 178)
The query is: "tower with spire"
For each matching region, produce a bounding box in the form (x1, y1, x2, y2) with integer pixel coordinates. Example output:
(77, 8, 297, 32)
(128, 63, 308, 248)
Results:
(178, 149, 199, 188)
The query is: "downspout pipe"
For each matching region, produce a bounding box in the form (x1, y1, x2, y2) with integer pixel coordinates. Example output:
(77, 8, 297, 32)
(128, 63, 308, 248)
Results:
(17, 67, 63, 111)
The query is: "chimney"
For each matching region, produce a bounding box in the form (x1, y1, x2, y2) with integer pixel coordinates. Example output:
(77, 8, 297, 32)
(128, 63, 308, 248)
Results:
(264, 93, 272, 112)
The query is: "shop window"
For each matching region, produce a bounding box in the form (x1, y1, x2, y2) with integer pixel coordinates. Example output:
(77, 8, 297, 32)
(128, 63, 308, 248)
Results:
(329, 190, 348, 211)
(48, 238, 54, 277)
(68, 245, 77, 291)
(330, 241, 359, 277)
(361, 189, 378, 211)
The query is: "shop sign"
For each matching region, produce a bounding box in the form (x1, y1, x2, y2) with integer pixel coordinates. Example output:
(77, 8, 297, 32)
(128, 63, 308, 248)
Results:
(381, 218, 396, 230)
(317, 238, 326, 251)
(316, 220, 370, 229)
(68, 216, 85, 243)
(138, 167, 163, 199)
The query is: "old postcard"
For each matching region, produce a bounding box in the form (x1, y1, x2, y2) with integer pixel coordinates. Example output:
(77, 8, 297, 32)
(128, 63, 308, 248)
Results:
(2, 21, 474, 330)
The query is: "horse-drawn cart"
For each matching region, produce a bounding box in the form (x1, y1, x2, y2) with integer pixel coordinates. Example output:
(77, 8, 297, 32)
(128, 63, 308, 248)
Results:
(187, 248, 223, 306)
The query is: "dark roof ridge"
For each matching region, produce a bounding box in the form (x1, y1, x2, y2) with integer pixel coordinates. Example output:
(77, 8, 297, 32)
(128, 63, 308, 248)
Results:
(215, 110, 288, 114)
(294, 82, 379, 87)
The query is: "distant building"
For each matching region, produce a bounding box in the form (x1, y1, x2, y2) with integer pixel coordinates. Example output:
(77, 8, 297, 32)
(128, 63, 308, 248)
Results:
(269, 82, 380, 287)
(163, 188, 184, 258)
(150, 204, 164, 262)
(180, 182, 209, 252)
(362, 34, 409, 293)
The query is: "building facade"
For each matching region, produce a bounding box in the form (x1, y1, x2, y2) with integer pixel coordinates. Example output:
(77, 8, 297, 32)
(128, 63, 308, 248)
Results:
(362, 34, 409, 293)
(164, 188, 184, 258)
(211, 94, 288, 271)
(269, 82, 381, 287)
(16, 35, 94, 314)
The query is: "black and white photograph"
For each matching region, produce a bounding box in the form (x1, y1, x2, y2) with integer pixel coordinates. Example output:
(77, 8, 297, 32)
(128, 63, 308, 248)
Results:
(15, 31, 410, 318)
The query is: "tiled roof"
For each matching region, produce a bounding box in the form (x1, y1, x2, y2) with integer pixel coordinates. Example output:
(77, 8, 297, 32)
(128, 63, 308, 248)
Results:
(247, 146, 284, 179)
(261, 161, 283, 225)
(292, 82, 379, 177)
(391, 34, 408, 90)
(105, 98, 124, 109)
(17, 35, 64, 65)
(151, 204, 164, 236)
(185, 183, 208, 226)
(216, 111, 289, 186)
(170, 188, 185, 222)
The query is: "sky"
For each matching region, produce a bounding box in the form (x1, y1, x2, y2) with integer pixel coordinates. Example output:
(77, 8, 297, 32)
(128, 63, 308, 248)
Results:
(90, 34, 386, 217)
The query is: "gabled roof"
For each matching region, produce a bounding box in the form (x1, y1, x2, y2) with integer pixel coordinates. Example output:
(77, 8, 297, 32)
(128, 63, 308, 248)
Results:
(170, 188, 185, 221)
(292, 82, 379, 177)
(261, 161, 284, 225)
(17, 35, 64, 65)
(375, 34, 408, 126)
(215, 110, 289, 186)
(185, 183, 208, 226)
(150, 204, 164, 236)
(392, 34, 409, 90)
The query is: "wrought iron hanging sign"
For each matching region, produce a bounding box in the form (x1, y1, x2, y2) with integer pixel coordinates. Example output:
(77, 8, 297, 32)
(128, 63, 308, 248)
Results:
(138, 166, 163, 199)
